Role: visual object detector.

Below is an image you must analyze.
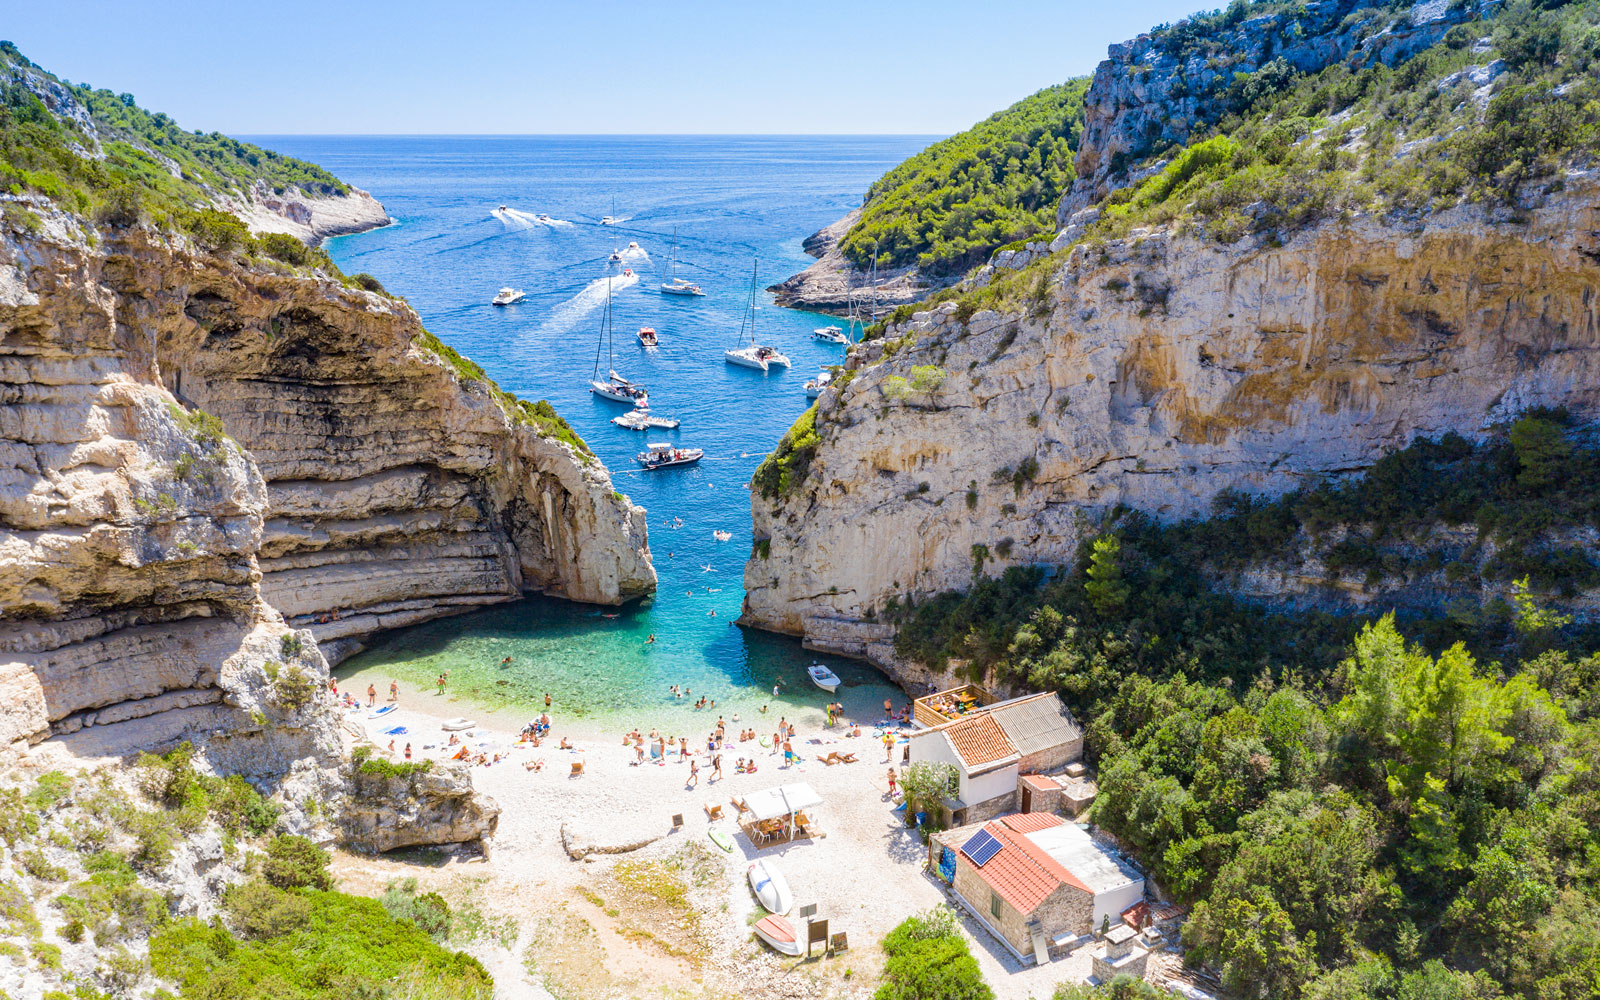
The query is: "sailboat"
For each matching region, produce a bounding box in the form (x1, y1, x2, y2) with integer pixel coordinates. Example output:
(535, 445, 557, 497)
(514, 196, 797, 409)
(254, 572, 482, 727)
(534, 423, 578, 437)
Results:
(724, 259, 790, 373)
(590, 276, 648, 405)
(600, 195, 618, 226)
(660, 227, 705, 296)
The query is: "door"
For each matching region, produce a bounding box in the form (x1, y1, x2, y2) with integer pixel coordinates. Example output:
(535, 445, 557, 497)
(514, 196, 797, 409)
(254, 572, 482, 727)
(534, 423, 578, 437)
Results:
(1021, 785, 1033, 813)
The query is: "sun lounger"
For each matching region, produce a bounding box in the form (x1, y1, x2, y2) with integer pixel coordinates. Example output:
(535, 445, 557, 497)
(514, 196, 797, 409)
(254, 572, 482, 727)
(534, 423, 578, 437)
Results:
(817, 753, 840, 765)
(731, 796, 750, 815)
(705, 802, 724, 820)
(838, 752, 858, 763)
(570, 761, 584, 776)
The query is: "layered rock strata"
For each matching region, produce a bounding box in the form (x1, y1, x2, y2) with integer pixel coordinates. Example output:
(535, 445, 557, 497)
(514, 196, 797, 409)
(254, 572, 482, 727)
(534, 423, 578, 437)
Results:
(743, 185, 1600, 665)
(0, 211, 653, 769)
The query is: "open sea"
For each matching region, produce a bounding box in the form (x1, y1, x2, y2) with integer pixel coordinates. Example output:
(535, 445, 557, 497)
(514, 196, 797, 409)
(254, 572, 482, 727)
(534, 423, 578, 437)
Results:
(248, 135, 936, 729)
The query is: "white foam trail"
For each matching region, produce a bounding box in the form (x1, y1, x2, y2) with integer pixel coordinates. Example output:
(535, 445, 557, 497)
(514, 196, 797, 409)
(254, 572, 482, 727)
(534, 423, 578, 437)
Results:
(505, 208, 573, 227)
(537, 272, 641, 336)
(492, 208, 534, 229)
(619, 245, 650, 261)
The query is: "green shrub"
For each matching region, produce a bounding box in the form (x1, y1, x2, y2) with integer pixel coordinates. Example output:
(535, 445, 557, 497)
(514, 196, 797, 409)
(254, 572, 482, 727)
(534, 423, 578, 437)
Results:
(751, 404, 821, 499)
(261, 835, 332, 891)
(381, 878, 453, 942)
(224, 880, 312, 939)
(874, 908, 993, 1000)
(349, 272, 387, 294)
(255, 231, 312, 266)
(356, 756, 433, 780)
(180, 208, 252, 254)
(25, 771, 72, 812)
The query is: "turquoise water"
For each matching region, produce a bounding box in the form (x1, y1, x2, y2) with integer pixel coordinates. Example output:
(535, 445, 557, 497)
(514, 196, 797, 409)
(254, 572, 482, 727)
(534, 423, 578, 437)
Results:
(249, 135, 935, 727)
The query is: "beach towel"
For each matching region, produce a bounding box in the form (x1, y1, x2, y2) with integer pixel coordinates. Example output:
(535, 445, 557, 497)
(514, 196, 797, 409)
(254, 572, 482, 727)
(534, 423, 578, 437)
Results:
(382, 725, 408, 736)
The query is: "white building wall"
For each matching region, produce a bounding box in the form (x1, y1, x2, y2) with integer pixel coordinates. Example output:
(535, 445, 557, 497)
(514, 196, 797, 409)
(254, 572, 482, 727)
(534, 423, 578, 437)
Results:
(1091, 879, 1146, 931)
(964, 762, 1019, 807)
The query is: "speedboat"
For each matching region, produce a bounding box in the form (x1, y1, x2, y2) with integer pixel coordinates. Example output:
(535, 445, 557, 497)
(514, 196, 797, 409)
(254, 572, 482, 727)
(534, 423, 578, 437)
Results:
(592, 371, 648, 405)
(492, 287, 526, 306)
(807, 663, 841, 693)
(754, 915, 803, 957)
(637, 326, 658, 347)
(725, 344, 790, 372)
(601, 215, 617, 225)
(813, 325, 847, 344)
(748, 860, 794, 916)
(627, 241, 640, 251)
(496, 204, 508, 213)
(804, 369, 834, 399)
(537, 213, 550, 222)
(609, 248, 623, 262)
(661, 277, 705, 296)
(636, 442, 704, 470)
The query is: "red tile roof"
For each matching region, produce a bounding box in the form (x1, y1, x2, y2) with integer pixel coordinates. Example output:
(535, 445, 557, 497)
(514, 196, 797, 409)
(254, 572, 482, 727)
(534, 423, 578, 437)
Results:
(1020, 774, 1057, 793)
(944, 714, 1017, 769)
(966, 814, 1089, 913)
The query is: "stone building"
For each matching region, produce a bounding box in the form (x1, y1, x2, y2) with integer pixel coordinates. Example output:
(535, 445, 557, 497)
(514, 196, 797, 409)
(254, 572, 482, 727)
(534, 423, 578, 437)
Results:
(929, 813, 1144, 963)
(907, 692, 1082, 825)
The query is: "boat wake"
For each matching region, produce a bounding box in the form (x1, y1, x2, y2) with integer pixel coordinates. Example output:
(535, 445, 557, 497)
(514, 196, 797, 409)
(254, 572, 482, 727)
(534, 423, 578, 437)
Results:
(537, 272, 640, 335)
(491, 207, 534, 228)
(619, 244, 649, 261)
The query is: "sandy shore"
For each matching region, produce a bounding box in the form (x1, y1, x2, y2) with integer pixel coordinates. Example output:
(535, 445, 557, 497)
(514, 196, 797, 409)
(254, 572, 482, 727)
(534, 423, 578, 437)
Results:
(335, 680, 1097, 1000)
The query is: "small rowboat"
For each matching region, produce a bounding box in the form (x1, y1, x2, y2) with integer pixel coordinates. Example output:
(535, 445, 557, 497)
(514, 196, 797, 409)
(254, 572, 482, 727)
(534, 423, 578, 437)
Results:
(441, 717, 477, 732)
(748, 860, 793, 915)
(807, 663, 841, 693)
(754, 915, 803, 957)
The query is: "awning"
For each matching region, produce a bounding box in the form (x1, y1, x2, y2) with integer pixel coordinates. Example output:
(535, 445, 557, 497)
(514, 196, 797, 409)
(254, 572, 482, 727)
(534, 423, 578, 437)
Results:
(778, 782, 822, 813)
(744, 783, 824, 822)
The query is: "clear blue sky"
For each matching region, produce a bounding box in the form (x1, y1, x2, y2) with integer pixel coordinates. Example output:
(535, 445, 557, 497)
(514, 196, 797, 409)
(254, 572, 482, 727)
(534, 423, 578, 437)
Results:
(9, 1, 1208, 135)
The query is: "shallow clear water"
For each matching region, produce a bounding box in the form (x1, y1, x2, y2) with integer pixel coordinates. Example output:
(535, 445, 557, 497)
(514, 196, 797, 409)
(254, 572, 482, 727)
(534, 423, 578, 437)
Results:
(249, 135, 934, 728)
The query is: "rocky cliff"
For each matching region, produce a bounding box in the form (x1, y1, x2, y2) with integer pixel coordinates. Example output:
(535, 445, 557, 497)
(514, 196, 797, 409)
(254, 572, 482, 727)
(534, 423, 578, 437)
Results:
(0, 203, 653, 771)
(1061, 0, 1489, 220)
(741, 183, 1600, 668)
(768, 209, 935, 316)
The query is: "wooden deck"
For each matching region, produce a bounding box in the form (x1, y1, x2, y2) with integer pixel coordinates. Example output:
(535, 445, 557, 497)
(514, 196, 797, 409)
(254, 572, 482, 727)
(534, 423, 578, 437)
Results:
(913, 683, 998, 728)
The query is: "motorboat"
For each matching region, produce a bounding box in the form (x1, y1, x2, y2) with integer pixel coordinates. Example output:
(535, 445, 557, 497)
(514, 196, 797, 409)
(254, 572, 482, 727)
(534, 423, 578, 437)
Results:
(804, 369, 834, 399)
(754, 915, 803, 957)
(609, 248, 623, 263)
(637, 326, 658, 347)
(612, 408, 680, 431)
(496, 204, 508, 213)
(601, 216, 617, 225)
(813, 325, 847, 344)
(725, 259, 790, 372)
(748, 860, 794, 916)
(592, 370, 648, 405)
(660, 227, 705, 295)
(589, 279, 647, 404)
(492, 287, 526, 306)
(636, 442, 704, 470)
(627, 241, 640, 251)
(537, 213, 551, 222)
(807, 663, 841, 693)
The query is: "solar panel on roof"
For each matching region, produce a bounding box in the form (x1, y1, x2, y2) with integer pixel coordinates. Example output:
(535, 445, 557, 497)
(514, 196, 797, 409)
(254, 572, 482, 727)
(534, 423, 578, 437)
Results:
(960, 829, 1002, 867)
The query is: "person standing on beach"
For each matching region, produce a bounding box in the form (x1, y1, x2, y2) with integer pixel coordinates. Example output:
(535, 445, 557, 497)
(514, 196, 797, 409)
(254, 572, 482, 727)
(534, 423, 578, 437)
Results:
(712, 754, 723, 780)
(688, 759, 699, 787)
(887, 767, 898, 796)
(882, 731, 895, 761)
(367, 684, 377, 708)
(389, 680, 398, 703)
(781, 739, 793, 766)
(545, 692, 552, 710)
(436, 674, 446, 695)
(404, 743, 412, 761)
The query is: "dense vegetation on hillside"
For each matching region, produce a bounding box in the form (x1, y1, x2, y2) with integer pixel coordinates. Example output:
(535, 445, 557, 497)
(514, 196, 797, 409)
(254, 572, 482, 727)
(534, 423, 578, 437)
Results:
(884, 418, 1600, 999)
(0, 41, 344, 226)
(839, 80, 1089, 276)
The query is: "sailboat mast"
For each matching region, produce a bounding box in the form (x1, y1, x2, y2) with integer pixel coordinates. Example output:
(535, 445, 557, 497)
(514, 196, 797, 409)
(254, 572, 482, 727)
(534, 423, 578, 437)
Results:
(749, 258, 759, 344)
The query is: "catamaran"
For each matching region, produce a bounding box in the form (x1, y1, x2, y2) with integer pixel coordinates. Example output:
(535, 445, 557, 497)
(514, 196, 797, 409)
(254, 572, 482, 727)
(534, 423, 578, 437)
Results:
(660, 227, 705, 296)
(589, 276, 648, 405)
(492, 287, 526, 306)
(725, 259, 790, 372)
(636, 442, 703, 470)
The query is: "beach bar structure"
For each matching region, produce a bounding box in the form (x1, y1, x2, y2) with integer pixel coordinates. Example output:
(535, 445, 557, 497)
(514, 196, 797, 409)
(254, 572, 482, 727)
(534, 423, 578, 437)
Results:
(913, 683, 998, 727)
(742, 782, 824, 846)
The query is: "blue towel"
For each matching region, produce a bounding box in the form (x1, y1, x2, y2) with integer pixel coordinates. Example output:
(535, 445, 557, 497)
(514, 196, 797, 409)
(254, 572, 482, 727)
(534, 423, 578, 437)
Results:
(382, 725, 408, 736)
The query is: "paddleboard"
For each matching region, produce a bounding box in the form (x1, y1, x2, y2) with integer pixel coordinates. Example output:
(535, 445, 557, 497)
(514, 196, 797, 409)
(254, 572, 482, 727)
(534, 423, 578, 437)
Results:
(708, 826, 734, 853)
(368, 705, 397, 719)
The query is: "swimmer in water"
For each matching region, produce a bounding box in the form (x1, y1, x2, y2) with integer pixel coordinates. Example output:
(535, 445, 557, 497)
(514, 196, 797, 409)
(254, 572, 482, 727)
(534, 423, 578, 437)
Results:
(646, 634, 656, 644)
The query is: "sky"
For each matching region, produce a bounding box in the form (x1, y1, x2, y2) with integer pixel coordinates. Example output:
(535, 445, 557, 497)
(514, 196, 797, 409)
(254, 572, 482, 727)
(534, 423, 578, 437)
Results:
(8, 1, 1210, 135)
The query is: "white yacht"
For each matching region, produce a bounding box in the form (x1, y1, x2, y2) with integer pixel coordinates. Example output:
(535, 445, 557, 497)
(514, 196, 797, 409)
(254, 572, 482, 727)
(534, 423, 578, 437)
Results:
(660, 228, 705, 296)
(612, 408, 679, 431)
(588, 277, 648, 405)
(724, 259, 790, 372)
(636, 442, 703, 470)
(600, 195, 618, 225)
(813, 325, 847, 344)
(804, 368, 834, 399)
(492, 287, 526, 306)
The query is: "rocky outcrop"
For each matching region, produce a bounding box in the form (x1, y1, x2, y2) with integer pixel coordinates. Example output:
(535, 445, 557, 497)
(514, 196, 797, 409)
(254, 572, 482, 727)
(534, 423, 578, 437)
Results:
(343, 759, 501, 852)
(228, 183, 392, 245)
(1061, 0, 1490, 221)
(742, 183, 1600, 659)
(0, 208, 653, 764)
(768, 209, 936, 316)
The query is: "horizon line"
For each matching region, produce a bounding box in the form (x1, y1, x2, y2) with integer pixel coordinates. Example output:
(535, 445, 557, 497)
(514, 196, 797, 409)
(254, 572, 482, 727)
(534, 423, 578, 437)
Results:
(236, 132, 949, 139)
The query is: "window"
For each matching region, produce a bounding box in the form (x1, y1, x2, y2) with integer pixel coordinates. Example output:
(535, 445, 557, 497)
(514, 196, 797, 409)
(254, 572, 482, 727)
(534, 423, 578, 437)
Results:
(990, 892, 1003, 919)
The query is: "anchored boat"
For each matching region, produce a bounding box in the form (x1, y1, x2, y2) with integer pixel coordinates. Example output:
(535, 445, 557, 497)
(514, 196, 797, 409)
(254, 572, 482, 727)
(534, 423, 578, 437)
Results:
(492, 287, 526, 306)
(807, 663, 841, 693)
(589, 276, 647, 405)
(813, 325, 847, 343)
(725, 259, 790, 372)
(660, 227, 705, 296)
(804, 368, 834, 399)
(612, 408, 680, 431)
(636, 442, 703, 470)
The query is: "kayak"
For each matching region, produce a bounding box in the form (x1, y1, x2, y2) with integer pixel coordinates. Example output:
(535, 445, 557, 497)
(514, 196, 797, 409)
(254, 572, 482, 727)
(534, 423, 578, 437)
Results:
(441, 718, 477, 731)
(807, 663, 841, 693)
(708, 826, 734, 853)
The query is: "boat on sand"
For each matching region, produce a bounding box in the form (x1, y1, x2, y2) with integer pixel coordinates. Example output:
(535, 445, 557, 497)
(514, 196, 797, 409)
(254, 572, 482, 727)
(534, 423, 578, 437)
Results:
(754, 915, 804, 956)
(748, 860, 794, 915)
(441, 717, 477, 731)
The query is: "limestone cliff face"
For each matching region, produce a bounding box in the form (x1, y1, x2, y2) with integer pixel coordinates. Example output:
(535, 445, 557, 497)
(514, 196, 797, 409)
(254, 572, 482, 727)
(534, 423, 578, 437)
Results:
(1061, 0, 1488, 220)
(768, 209, 935, 316)
(742, 184, 1600, 664)
(0, 210, 653, 763)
